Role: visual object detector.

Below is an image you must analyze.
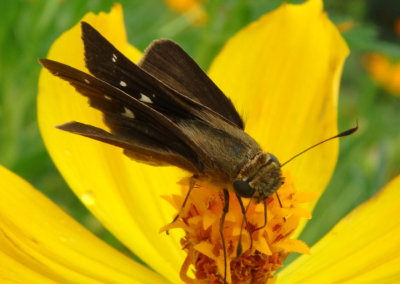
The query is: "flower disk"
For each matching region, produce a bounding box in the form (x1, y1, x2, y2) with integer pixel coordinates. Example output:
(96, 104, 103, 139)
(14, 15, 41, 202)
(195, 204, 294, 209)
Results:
(162, 173, 313, 283)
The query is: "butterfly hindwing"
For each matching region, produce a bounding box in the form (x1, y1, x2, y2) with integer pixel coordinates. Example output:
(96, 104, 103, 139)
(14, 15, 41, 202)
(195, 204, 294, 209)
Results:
(57, 121, 199, 172)
(139, 39, 244, 129)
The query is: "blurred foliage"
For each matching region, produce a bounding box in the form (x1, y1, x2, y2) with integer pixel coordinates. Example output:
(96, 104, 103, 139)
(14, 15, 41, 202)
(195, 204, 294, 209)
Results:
(0, 0, 399, 260)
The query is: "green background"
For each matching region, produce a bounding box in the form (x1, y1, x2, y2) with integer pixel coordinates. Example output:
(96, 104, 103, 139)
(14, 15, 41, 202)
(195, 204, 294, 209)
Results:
(1, 0, 399, 266)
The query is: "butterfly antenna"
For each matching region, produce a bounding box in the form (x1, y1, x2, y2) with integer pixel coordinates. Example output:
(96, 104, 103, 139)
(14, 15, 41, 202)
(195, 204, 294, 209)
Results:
(281, 122, 358, 167)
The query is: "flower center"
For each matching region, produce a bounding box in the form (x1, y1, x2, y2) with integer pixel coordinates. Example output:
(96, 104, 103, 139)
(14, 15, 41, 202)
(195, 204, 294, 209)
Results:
(162, 173, 313, 283)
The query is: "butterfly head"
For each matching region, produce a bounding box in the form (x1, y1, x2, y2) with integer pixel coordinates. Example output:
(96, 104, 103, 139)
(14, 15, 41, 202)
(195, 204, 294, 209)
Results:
(233, 153, 284, 203)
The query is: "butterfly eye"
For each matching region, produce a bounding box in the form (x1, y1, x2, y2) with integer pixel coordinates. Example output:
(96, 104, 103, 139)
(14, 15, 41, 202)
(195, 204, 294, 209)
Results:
(233, 180, 255, 198)
(268, 153, 280, 166)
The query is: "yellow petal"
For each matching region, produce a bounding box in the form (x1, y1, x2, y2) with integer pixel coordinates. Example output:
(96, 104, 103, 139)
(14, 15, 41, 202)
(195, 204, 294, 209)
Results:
(0, 166, 168, 284)
(278, 175, 400, 283)
(208, 0, 349, 234)
(38, 4, 184, 282)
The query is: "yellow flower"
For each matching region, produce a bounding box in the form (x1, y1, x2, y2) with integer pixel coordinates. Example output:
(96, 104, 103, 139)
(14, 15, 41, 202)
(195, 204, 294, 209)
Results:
(336, 20, 357, 34)
(363, 17, 400, 96)
(1, 1, 399, 283)
(164, 0, 207, 26)
(364, 53, 400, 96)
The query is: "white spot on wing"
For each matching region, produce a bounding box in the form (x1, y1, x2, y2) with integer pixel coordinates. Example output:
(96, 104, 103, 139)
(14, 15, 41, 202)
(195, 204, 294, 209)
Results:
(104, 95, 112, 101)
(122, 107, 135, 118)
(140, 93, 153, 104)
(84, 79, 90, 84)
(120, 81, 127, 87)
(112, 53, 117, 62)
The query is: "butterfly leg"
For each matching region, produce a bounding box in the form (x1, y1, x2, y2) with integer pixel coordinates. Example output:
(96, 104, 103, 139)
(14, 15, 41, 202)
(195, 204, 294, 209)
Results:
(253, 199, 267, 231)
(254, 192, 285, 232)
(235, 193, 253, 256)
(220, 188, 229, 284)
(168, 175, 197, 228)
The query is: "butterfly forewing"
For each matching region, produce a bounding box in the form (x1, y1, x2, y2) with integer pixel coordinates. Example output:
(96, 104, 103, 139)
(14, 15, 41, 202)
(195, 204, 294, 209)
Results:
(81, 22, 203, 122)
(39, 58, 203, 172)
(81, 22, 243, 130)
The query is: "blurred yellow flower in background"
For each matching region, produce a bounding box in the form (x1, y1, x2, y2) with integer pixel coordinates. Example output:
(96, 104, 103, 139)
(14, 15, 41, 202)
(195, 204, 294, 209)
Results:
(364, 53, 400, 96)
(164, 0, 207, 25)
(364, 18, 400, 96)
